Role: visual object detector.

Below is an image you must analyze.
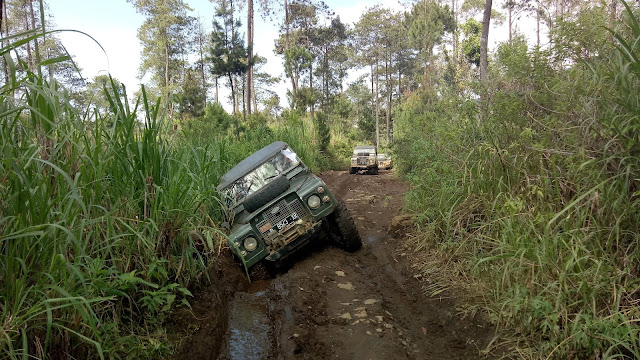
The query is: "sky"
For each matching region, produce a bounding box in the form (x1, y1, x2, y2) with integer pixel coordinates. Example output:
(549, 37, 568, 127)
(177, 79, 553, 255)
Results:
(48, 0, 546, 111)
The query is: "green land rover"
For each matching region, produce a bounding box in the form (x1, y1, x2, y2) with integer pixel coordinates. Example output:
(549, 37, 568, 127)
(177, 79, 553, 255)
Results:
(217, 141, 362, 269)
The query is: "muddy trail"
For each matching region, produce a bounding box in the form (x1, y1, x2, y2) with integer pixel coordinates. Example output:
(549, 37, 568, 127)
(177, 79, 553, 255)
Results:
(169, 171, 495, 360)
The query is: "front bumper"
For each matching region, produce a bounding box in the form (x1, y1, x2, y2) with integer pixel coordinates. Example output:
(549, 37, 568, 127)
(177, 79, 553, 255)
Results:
(352, 164, 377, 170)
(265, 219, 324, 262)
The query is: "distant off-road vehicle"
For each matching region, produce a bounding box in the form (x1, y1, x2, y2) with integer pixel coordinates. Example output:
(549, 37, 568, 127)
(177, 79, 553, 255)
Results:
(377, 154, 392, 170)
(217, 141, 362, 269)
(350, 145, 378, 174)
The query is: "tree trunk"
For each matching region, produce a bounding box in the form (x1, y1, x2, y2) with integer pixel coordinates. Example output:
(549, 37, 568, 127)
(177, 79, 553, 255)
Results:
(479, 0, 492, 82)
(215, 78, 219, 104)
(608, 0, 617, 41)
(165, 37, 172, 116)
(284, 0, 290, 49)
(246, 0, 253, 115)
(234, 74, 240, 115)
(229, 72, 239, 139)
(370, 63, 374, 119)
(285, 0, 297, 105)
(1, 0, 9, 83)
(252, 87, 258, 112)
(385, 58, 391, 143)
(398, 67, 401, 100)
(452, 0, 457, 55)
(28, 0, 40, 75)
(198, 20, 207, 106)
(24, 10, 33, 71)
(310, 62, 314, 121)
(375, 61, 379, 149)
(508, 5, 512, 42)
(164, 36, 170, 92)
(536, 0, 540, 47)
(242, 76, 247, 123)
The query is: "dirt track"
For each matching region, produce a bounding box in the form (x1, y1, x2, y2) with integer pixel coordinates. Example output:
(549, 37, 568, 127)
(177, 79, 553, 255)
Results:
(169, 170, 494, 360)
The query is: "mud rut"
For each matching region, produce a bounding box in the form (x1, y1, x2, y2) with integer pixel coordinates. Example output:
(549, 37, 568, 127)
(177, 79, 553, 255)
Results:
(169, 171, 495, 360)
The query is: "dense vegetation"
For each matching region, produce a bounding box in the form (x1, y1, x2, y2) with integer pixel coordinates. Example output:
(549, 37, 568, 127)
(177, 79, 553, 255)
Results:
(394, 2, 640, 359)
(1, 0, 639, 358)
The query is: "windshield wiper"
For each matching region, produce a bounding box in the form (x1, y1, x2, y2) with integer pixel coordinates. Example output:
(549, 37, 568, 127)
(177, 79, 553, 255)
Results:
(263, 172, 280, 181)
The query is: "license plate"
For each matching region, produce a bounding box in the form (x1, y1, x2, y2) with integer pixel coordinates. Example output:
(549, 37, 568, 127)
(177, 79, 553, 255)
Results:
(275, 213, 299, 231)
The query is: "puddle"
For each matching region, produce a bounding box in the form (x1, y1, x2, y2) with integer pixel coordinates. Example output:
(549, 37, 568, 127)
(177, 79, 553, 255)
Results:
(366, 235, 378, 244)
(227, 280, 271, 360)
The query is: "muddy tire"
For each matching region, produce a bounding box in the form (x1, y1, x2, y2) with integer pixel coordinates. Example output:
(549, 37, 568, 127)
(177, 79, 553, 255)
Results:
(349, 167, 356, 174)
(328, 198, 362, 252)
(370, 166, 378, 175)
(248, 261, 273, 281)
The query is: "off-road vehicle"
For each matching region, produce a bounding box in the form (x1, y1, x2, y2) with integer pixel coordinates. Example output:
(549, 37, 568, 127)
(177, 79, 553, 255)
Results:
(377, 154, 392, 170)
(350, 145, 378, 174)
(217, 141, 362, 269)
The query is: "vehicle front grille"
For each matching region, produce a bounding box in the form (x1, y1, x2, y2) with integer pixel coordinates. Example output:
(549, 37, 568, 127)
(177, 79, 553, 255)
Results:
(257, 199, 309, 240)
(357, 156, 368, 165)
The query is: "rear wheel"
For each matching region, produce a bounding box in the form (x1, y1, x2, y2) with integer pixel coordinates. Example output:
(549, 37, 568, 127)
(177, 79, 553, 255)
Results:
(327, 198, 362, 252)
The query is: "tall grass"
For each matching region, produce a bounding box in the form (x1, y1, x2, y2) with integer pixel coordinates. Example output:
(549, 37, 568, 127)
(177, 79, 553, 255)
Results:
(0, 30, 322, 358)
(394, 2, 640, 358)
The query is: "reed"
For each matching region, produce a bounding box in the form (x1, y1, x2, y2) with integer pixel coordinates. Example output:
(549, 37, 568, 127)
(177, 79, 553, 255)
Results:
(0, 29, 323, 358)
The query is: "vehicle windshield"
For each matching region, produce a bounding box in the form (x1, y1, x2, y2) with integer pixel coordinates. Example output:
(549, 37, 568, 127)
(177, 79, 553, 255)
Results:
(222, 147, 300, 208)
(377, 154, 386, 161)
(354, 148, 375, 156)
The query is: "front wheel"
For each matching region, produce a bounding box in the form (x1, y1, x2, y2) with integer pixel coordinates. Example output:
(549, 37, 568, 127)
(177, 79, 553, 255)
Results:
(327, 198, 362, 252)
(370, 166, 378, 175)
(349, 167, 356, 174)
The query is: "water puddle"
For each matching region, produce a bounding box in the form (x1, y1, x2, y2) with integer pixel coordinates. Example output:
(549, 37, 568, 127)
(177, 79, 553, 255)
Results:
(366, 234, 379, 244)
(227, 280, 271, 360)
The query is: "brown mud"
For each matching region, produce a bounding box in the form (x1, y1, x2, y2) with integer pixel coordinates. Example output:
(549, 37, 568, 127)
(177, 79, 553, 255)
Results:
(168, 170, 495, 360)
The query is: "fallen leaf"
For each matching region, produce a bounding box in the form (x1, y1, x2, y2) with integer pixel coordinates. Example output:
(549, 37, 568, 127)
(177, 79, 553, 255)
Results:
(364, 299, 379, 305)
(338, 282, 354, 290)
(421, 327, 427, 336)
(314, 266, 321, 270)
(339, 313, 352, 320)
(375, 316, 384, 322)
(354, 308, 368, 318)
(335, 270, 345, 277)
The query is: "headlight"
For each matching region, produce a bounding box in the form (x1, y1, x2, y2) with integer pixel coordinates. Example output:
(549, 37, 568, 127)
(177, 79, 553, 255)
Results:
(244, 237, 258, 251)
(307, 195, 321, 209)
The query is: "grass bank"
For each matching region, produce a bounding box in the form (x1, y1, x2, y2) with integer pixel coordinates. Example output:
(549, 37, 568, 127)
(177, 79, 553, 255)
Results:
(0, 40, 327, 358)
(394, 4, 640, 359)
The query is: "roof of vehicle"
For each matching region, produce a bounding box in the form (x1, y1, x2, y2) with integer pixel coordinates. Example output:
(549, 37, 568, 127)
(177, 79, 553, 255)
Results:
(217, 141, 290, 191)
(354, 145, 376, 150)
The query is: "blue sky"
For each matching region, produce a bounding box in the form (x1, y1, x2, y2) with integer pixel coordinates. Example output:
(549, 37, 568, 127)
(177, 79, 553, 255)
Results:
(48, 0, 538, 110)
